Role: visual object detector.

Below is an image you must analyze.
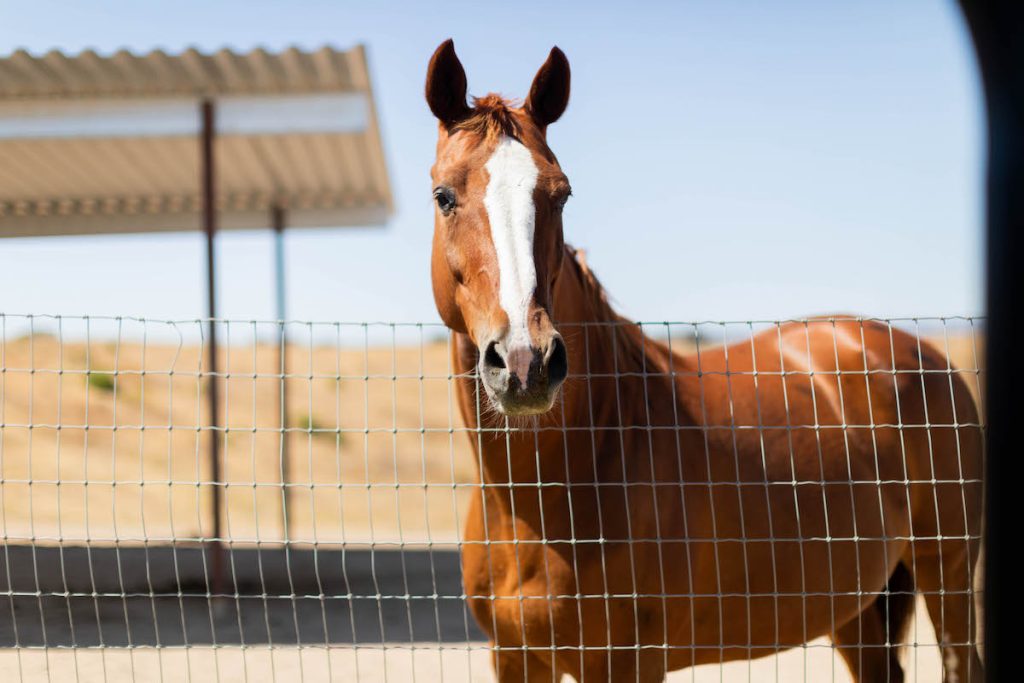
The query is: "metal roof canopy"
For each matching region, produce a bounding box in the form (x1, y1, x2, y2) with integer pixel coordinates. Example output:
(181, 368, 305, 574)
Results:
(0, 45, 392, 235)
(0, 45, 394, 592)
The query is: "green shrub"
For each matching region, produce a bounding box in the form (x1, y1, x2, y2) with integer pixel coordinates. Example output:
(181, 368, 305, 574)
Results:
(87, 371, 116, 392)
(293, 413, 341, 442)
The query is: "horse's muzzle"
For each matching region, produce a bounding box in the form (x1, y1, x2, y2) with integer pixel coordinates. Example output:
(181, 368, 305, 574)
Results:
(478, 334, 568, 416)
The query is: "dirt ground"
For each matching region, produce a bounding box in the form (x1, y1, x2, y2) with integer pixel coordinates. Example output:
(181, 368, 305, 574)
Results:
(0, 599, 944, 682)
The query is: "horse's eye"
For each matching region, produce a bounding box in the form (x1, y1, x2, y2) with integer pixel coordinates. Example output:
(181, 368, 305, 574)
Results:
(434, 187, 456, 215)
(556, 189, 572, 211)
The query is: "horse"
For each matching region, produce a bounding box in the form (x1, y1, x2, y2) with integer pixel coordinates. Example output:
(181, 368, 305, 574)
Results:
(425, 39, 984, 682)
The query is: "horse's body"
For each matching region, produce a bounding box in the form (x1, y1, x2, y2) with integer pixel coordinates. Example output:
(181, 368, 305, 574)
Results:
(425, 40, 983, 681)
(456, 252, 982, 681)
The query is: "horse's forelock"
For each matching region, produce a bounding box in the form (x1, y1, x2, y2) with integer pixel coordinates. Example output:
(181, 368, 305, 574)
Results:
(452, 94, 524, 142)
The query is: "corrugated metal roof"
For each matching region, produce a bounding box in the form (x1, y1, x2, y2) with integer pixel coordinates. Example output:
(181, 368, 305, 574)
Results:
(0, 46, 365, 100)
(0, 45, 392, 237)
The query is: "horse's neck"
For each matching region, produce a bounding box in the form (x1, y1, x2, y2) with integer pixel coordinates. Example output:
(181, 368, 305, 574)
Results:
(453, 246, 657, 486)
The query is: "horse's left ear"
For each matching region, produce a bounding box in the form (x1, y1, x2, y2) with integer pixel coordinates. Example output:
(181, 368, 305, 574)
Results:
(525, 47, 570, 129)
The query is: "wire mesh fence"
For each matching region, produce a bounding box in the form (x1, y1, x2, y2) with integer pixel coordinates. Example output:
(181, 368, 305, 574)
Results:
(0, 314, 984, 681)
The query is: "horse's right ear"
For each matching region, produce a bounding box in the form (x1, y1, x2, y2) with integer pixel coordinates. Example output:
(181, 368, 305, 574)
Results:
(525, 47, 570, 129)
(425, 39, 470, 126)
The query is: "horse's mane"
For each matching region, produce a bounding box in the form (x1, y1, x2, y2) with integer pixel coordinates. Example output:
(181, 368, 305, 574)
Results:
(564, 246, 621, 325)
(452, 94, 523, 142)
(562, 245, 671, 374)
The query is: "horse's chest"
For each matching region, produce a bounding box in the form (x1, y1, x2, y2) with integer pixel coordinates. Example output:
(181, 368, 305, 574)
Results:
(462, 529, 576, 646)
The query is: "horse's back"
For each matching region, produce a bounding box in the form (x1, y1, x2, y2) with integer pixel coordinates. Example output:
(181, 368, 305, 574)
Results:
(681, 317, 982, 515)
(681, 319, 980, 463)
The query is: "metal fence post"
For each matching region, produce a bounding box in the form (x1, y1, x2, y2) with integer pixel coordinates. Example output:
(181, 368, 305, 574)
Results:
(272, 204, 291, 543)
(201, 98, 224, 598)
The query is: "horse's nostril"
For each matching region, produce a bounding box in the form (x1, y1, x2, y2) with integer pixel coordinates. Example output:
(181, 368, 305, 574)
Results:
(483, 341, 506, 370)
(547, 337, 568, 387)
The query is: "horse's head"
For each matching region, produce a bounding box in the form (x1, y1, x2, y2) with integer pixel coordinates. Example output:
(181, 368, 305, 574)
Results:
(426, 40, 572, 417)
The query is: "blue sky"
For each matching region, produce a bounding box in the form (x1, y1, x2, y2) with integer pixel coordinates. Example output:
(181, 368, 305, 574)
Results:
(0, 1, 983, 325)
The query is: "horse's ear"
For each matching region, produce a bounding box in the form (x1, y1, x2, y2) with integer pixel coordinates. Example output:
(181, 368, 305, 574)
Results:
(425, 39, 471, 126)
(525, 46, 570, 129)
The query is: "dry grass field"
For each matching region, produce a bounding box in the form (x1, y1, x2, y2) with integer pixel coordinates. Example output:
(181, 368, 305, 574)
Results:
(1, 332, 477, 547)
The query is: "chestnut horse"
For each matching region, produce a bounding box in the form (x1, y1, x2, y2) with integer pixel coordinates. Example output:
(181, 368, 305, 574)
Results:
(426, 40, 983, 682)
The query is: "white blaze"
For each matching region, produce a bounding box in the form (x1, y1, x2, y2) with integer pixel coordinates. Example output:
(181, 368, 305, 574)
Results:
(483, 136, 540, 348)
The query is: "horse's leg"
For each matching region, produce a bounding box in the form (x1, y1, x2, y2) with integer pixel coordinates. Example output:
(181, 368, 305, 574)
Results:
(492, 646, 557, 683)
(901, 370, 984, 682)
(832, 599, 904, 683)
(914, 547, 984, 683)
(577, 649, 665, 683)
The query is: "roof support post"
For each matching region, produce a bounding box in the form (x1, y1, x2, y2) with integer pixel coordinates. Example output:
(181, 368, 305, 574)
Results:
(201, 98, 224, 598)
(272, 204, 292, 545)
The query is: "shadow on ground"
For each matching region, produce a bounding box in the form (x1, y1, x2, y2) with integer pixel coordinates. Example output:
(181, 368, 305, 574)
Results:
(0, 544, 486, 647)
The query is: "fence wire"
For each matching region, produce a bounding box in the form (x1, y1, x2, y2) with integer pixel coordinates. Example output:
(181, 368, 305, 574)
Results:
(0, 314, 984, 682)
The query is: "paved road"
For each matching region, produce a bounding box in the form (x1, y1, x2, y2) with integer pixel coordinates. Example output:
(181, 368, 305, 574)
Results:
(0, 544, 484, 647)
